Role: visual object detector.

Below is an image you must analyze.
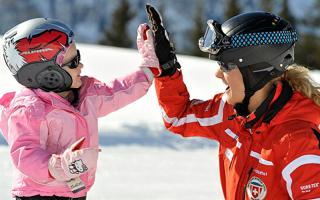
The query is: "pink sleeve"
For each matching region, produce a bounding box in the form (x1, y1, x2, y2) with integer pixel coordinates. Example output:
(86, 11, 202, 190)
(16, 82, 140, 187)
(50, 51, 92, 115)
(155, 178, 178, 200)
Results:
(8, 106, 53, 183)
(81, 69, 152, 117)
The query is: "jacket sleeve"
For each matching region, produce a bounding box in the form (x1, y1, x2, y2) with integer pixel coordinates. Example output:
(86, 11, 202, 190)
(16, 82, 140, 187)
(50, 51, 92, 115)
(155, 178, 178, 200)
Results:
(81, 69, 153, 117)
(279, 125, 320, 199)
(8, 106, 54, 184)
(155, 70, 232, 141)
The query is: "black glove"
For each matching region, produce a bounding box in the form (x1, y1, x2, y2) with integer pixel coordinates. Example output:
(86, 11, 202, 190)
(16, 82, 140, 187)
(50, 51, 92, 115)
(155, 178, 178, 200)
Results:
(145, 4, 181, 77)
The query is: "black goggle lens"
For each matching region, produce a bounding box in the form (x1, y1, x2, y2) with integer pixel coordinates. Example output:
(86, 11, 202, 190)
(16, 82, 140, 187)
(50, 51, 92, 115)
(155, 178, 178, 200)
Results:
(62, 49, 81, 69)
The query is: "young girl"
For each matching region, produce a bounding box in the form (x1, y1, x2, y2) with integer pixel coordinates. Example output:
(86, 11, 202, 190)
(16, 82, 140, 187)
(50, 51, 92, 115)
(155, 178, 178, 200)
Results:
(0, 18, 157, 200)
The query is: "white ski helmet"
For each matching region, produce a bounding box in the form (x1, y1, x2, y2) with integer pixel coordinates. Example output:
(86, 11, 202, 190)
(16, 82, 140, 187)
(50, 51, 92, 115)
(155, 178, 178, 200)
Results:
(3, 18, 74, 92)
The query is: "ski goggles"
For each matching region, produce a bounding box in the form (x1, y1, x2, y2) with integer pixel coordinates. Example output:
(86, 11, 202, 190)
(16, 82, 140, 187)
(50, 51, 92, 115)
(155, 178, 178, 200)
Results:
(199, 19, 298, 54)
(62, 49, 81, 69)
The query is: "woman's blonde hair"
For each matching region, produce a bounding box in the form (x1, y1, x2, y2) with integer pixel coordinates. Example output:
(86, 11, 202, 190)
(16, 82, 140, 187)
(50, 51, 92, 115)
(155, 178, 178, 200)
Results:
(283, 64, 320, 106)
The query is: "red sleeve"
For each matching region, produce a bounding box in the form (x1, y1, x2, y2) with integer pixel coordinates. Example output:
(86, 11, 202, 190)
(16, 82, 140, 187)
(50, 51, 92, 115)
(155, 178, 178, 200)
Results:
(280, 126, 320, 199)
(155, 70, 234, 141)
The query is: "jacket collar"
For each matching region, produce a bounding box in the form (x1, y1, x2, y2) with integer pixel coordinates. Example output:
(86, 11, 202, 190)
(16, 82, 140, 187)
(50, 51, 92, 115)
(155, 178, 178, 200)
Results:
(33, 88, 76, 112)
(240, 81, 293, 129)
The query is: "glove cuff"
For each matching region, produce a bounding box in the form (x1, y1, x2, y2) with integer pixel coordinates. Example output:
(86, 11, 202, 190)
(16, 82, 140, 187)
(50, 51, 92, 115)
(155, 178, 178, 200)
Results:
(159, 59, 181, 77)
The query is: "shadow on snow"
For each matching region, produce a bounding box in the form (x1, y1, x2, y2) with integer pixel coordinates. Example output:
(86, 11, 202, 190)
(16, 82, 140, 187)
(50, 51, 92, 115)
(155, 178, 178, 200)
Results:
(0, 123, 217, 149)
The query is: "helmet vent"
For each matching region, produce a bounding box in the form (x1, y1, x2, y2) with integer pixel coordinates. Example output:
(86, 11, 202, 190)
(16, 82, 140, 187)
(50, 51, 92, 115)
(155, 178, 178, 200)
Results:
(284, 54, 292, 60)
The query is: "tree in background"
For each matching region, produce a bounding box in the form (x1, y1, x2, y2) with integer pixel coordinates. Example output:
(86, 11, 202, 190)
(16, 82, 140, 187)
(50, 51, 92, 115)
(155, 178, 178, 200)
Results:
(279, 0, 296, 27)
(99, 0, 135, 48)
(294, 0, 320, 69)
(0, 0, 41, 34)
(295, 34, 320, 69)
(224, 0, 241, 19)
(188, 0, 207, 57)
(260, 0, 274, 12)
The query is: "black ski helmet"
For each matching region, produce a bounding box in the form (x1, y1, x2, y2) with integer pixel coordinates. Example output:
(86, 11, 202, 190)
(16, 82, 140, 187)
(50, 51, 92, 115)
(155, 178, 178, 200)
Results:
(3, 18, 74, 92)
(198, 11, 298, 115)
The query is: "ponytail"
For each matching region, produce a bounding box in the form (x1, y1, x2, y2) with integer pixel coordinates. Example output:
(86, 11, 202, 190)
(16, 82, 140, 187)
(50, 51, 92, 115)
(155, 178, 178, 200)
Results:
(284, 64, 320, 106)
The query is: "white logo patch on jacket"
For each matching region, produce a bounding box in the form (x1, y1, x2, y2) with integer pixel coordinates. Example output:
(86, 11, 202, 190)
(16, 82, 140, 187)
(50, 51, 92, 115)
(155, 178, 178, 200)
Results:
(246, 176, 267, 200)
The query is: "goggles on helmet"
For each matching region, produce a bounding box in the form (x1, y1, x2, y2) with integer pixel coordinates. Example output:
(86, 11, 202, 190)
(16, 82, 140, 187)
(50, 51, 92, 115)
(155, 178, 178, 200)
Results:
(198, 20, 228, 54)
(199, 19, 298, 55)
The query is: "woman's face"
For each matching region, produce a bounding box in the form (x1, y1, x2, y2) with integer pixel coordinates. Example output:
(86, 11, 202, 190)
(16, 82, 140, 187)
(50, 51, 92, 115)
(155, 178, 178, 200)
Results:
(62, 43, 83, 88)
(215, 64, 245, 105)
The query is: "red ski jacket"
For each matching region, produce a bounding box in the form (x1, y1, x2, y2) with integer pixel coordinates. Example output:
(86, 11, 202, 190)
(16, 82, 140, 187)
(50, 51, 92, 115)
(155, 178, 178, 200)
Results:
(155, 71, 320, 200)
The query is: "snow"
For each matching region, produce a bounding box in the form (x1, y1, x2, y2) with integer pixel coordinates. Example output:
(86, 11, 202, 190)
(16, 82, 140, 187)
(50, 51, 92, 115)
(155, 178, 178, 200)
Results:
(0, 41, 319, 200)
(77, 44, 224, 131)
(0, 42, 224, 199)
(0, 42, 224, 130)
(0, 146, 223, 200)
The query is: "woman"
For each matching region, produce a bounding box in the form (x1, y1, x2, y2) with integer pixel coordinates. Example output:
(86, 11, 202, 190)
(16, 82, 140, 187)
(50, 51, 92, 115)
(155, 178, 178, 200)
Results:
(145, 5, 320, 200)
(0, 18, 157, 200)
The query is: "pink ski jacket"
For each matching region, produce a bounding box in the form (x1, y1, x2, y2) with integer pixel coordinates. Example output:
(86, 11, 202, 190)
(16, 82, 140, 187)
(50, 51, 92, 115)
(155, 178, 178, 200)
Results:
(0, 69, 152, 198)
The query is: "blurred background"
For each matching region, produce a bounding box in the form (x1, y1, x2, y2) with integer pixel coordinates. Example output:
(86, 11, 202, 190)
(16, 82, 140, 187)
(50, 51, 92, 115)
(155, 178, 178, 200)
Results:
(1, 0, 319, 69)
(0, 1, 320, 199)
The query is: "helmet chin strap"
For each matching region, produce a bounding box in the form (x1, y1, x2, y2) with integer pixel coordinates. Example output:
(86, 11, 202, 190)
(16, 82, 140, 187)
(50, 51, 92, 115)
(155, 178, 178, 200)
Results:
(233, 90, 254, 116)
(233, 64, 283, 117)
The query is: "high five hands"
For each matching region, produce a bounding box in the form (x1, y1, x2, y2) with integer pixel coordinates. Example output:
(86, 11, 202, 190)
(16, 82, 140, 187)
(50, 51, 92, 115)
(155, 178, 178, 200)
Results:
(145, 4, 181, 77)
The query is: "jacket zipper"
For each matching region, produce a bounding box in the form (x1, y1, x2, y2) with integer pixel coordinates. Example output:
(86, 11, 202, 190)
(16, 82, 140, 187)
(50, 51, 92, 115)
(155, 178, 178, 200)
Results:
(242, 167, 253, 200)
(235, 128, 253, 200)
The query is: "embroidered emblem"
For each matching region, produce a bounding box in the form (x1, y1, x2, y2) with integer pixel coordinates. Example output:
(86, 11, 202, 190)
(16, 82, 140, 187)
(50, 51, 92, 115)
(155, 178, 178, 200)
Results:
(246, 176, 267, 200)
(69, 159, 88, 174)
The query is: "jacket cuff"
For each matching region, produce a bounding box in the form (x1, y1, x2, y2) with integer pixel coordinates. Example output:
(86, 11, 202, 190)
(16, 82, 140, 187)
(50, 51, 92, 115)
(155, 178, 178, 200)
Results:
(156, 69, 181, 81)
(141, 67, 154, 83)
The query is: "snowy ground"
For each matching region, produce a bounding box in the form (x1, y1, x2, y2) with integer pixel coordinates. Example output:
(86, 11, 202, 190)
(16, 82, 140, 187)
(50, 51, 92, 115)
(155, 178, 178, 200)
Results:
(0, 40, 226, 200)
(0, 145, 224, 200)
(1, 40, 319, 200)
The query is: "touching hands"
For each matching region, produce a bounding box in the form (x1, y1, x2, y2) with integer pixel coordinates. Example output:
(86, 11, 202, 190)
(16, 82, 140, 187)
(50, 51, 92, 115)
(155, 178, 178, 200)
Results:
(137, 23, 162, 77)
(48, 137, 100, 181)
(145, 4, 181, 77)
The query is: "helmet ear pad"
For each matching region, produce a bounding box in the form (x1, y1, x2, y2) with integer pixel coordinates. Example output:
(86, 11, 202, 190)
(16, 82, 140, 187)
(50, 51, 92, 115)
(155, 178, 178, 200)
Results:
(14, 60, 72, 92)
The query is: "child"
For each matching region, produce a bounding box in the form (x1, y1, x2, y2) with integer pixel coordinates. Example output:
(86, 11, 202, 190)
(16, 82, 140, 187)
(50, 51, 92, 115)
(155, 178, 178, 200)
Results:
(0, 18, 157, 200)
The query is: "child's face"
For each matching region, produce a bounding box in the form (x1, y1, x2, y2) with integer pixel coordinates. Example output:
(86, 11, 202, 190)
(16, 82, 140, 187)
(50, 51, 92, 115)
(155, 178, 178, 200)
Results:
(62, 43, 83, 89)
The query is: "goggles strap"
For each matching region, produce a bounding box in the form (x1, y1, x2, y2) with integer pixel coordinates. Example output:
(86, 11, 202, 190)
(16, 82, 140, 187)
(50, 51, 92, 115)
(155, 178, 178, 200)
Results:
(231, 30, 298, 48)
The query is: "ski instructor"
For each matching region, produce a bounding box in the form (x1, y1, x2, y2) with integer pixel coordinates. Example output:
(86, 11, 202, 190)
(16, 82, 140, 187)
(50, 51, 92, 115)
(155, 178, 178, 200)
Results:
(0, 18, 158, 199)
(144, 4, 320, 200)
